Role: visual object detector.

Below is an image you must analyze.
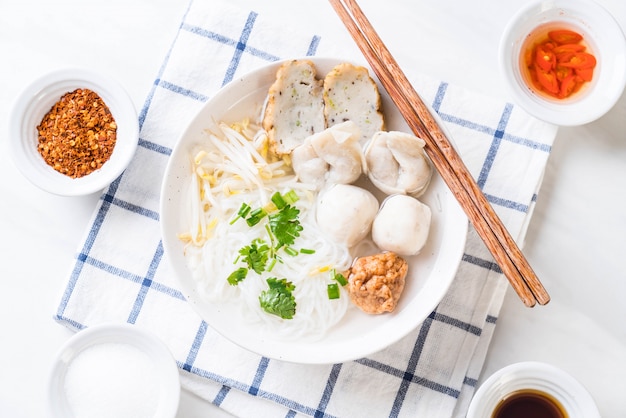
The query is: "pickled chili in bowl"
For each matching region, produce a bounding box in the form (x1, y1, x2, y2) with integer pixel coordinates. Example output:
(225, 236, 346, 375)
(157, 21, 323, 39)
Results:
(522, 26, 597, 100)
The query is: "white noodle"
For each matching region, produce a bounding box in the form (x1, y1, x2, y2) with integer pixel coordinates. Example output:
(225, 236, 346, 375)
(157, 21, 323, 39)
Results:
(182, 121, 352, 341)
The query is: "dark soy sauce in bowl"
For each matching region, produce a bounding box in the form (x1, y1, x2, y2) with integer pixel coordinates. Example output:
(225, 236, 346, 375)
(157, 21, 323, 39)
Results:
(492, 389, 568, 418)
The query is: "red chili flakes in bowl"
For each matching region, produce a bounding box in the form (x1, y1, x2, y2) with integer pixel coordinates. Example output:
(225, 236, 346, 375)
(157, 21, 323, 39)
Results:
(37, 88, 117, 178)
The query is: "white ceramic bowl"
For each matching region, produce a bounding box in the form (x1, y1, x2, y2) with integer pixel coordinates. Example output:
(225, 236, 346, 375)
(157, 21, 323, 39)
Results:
(499, 0, 626, 126)
(467, 361, 600, 418)
(160, 57, 468, 364)
(48, 323, 180, 418)
(9, 68, 139, 196)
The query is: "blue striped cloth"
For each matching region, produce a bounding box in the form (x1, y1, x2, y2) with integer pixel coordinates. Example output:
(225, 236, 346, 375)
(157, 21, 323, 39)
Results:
(54, 1, 557, 416)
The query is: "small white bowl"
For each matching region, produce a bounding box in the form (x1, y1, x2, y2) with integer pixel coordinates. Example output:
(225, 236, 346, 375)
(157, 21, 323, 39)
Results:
(499, 0, 626, 126)
(467, 361, 600, 418)
(9, 68, 138, 196)
(48, 323, 180, 418)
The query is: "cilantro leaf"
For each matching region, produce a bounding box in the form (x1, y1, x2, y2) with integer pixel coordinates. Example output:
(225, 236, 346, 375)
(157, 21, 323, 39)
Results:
(238, 239, 269, 274)
(259, 278, 296, 319)
(268, 204, 303, 248)
(227, 267, 248, 285)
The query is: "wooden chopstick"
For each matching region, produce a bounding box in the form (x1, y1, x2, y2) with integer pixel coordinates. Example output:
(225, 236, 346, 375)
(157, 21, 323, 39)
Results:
(329, 0, 550, 307)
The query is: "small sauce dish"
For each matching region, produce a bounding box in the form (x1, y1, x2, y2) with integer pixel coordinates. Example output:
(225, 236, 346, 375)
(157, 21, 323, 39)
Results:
(498, 0, 626, 126)
(48, 323, 180, 418)
(9, 68, 138, 196)
(467, 361, 600, 418)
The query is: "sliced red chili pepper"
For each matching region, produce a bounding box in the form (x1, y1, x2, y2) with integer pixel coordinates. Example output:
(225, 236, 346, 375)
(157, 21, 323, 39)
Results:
(555, 65, 573, 81)
(575, 67, 594, 82)
(523, 28, 596, 99)
(553, 43, 586, 54)
(548, 30, 583, 44)
(535, 44, 556, 71)
(559, 75, 578, 98)
(535, 67, 560, 95)
(527, 62, 541, 87)
(557, 52, 596, 69)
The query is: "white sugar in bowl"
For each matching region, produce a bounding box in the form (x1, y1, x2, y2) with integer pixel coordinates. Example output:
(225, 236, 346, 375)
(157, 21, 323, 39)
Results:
(48, 323, 180, 418)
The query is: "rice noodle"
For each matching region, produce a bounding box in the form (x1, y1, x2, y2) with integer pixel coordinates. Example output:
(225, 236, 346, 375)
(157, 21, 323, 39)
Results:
(182, 120, 353, 341)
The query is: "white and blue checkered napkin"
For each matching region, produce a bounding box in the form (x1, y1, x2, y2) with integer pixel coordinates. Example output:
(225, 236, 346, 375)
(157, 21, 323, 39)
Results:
(54, 1, 557, 416)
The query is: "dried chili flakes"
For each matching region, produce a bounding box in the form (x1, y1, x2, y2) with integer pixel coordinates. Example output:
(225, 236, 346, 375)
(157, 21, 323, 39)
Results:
(37, 88, 117, 178)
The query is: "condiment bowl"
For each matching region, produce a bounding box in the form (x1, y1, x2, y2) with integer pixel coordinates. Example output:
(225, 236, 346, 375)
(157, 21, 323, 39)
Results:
(499, 0, 626, 126)
(48, 323, 180, 418)
(9, 68, 139, 196)
(467, 361, 600, 418)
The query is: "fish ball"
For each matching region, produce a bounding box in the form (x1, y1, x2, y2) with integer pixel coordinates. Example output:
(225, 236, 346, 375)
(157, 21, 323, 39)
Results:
(316, 184, 379, 247)
(372, 194, 431, 255)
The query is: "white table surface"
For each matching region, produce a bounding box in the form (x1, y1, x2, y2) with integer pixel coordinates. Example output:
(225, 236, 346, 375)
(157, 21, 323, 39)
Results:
(1, 1, 625, 417)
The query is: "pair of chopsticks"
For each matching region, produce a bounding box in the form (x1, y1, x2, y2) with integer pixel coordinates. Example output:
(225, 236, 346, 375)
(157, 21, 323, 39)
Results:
(329, 0, 550, 307)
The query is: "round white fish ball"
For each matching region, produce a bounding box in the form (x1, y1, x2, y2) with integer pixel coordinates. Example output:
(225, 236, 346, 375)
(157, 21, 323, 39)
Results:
(316, 184, 379, 247)
(372, 194, 431, 255)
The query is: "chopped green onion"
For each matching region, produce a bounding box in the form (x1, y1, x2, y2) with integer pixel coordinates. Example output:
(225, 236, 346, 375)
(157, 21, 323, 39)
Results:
(266, 257, 277, 272)
(271, 191, 287, 209)
(283, 190, 299, 205)
(238, 202, 251, 218)
(327, 283, 340, 299)
(300, 248, 315, 254)
(331, 268, 348, 286)
(230, 202, 251, 225)
(284, 246, 298, 257)
(246, 207, 267, 226)
(227, 267, 248, 285)
(262, 201, 277, 214)
(264, 223, 277, 249)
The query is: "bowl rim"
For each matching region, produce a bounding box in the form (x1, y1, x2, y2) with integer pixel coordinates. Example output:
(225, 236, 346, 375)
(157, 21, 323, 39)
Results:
(8, 67, 139, 196)
(498, 0, 626, 126)
(47, 322, 180, 417)
(467, 361, 600, 418)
